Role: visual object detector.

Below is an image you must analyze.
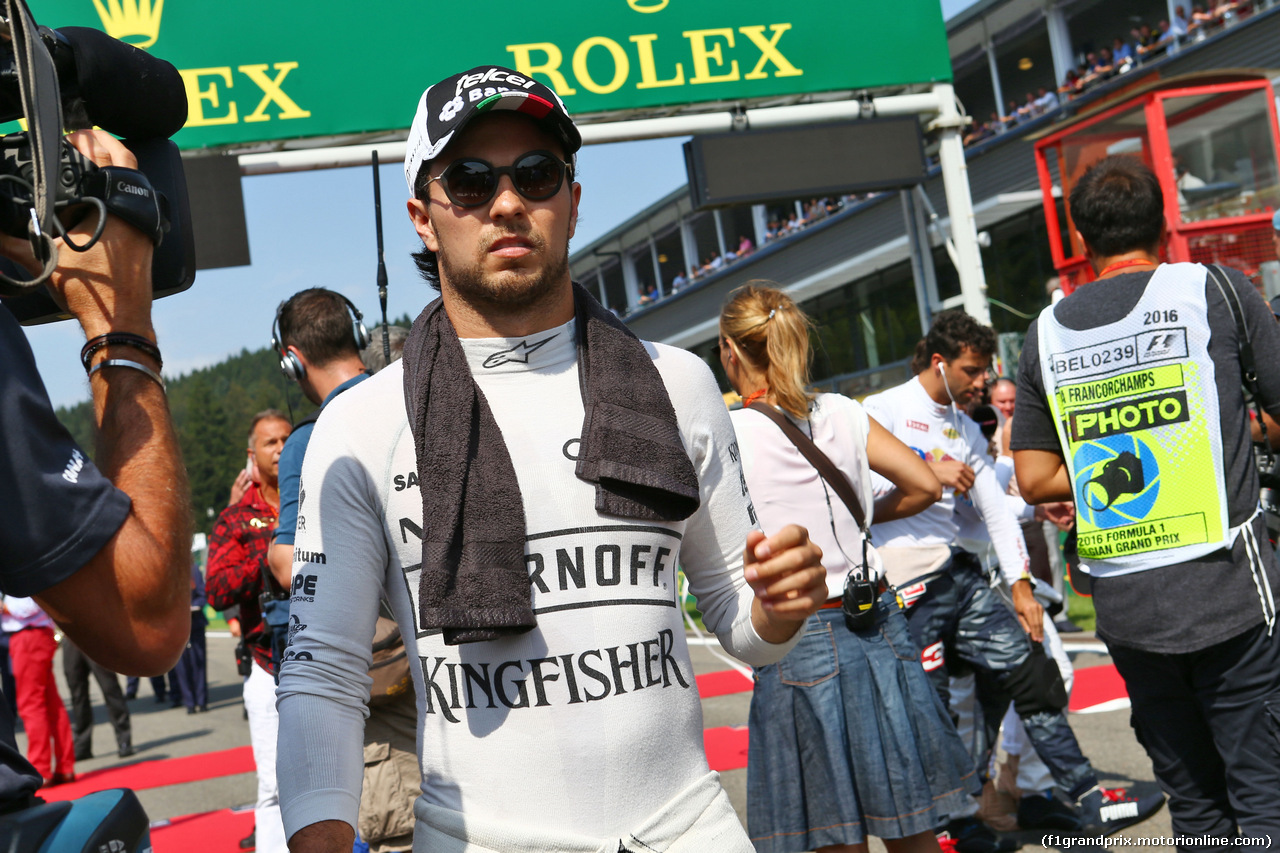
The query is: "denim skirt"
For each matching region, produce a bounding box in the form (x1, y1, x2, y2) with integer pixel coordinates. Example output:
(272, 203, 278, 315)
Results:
(746, 592, 980, 852)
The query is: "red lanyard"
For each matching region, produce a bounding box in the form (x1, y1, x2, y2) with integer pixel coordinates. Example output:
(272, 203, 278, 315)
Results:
(742, 388, 768, 407)
(1098, 258, 1156, 278)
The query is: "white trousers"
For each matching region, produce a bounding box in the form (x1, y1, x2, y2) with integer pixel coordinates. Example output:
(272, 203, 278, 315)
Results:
(245, 662, 288, 853)
(411, 771, 751, 853)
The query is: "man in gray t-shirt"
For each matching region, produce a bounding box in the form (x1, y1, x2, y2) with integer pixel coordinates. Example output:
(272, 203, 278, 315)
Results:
(1014, 155, 1280, 841)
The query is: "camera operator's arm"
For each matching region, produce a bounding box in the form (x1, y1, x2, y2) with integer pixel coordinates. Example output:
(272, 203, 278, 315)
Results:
(7, 130, 191, 677)
(269, 426, 309, 588)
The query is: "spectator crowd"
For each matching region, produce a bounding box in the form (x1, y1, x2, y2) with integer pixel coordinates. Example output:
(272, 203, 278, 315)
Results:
(963, 2, 1262, 146)
(629, 196, 884, 314)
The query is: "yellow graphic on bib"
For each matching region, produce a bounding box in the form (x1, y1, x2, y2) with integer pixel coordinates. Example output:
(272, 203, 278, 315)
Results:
(1051, 363, 1222, 560)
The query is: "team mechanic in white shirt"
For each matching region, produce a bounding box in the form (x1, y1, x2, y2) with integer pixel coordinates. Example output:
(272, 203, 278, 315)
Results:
(275, 65, 828, 853)
(862, 311, 1161, 839)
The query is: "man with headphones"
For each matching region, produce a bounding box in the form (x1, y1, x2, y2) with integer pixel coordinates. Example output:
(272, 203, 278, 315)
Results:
(267, 288, 371, 590)
(221, 288, 367, 853)
(269, 289, 421, 853)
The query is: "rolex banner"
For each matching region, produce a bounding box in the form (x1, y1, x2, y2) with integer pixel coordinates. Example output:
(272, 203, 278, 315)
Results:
(29, 0, 951, 151)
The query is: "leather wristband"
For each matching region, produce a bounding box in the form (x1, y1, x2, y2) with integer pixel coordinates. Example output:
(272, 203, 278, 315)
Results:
(81, 332, 162, 373)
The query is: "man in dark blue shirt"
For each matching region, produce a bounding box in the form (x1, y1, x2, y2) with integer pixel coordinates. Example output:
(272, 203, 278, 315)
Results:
(0, 130, 191, 811)
(266, 288, 371, 590)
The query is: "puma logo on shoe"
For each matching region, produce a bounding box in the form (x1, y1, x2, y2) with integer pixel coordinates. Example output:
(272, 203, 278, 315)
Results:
(1100, 801, 1138, 822)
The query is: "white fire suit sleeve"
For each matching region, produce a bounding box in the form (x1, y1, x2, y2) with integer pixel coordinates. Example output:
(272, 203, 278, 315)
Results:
(967, 445, 1030, 586)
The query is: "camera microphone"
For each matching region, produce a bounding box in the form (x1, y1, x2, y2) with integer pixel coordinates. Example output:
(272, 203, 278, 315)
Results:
(970, 404, 999, 440)
(0, 1, 193, 323)
(52, 27, 187, 140)
(0, 26, 187, 140)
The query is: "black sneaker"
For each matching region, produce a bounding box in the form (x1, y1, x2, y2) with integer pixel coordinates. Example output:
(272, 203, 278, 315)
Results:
(1077, 787, 1165, 835)
(1017, 793, 1081, 831)
(944, 817, 1014, 853)
(238, 827, 255, 850)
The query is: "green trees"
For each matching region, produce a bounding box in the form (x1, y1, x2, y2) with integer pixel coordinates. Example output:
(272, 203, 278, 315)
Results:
(58, 312, 417, 534)
(57, 346, 316, 534)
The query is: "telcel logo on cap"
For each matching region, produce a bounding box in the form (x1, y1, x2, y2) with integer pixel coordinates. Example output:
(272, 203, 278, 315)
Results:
(440, 69, 542, 122)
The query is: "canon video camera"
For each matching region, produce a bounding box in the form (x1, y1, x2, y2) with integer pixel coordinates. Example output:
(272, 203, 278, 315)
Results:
(0, 18, 194, 324)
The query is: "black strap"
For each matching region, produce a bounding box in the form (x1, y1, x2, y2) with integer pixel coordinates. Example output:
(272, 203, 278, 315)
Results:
(80, 166, 169, 247)
(0, 0, 61, 290)
(1206, 264, 1273, 468)
(746, 402, 868, 531)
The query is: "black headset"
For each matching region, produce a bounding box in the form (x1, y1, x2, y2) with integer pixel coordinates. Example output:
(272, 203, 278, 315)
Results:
(271, 292, 371, 383)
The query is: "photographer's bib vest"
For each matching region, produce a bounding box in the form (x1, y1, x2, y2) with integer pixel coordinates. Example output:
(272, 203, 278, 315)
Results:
(1038, 263, 1239, 578)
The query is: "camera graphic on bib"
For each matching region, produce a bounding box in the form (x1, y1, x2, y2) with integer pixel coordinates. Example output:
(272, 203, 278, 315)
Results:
(1084, 451, 1144, 510)
(1073, 434, 1161, 527)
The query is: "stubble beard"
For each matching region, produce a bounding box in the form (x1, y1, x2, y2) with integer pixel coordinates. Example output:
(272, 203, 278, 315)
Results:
(437, 227, 571, 314)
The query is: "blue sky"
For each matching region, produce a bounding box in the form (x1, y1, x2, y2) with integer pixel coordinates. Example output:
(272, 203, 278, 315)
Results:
(25, 137, 694, 409)
(26, 0, 979, 410)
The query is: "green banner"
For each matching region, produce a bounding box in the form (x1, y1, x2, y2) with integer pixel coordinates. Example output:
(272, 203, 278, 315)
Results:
(32, 0, 951, 150)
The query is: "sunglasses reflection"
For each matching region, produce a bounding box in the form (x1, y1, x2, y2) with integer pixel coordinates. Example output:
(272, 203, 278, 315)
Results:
(428, 150, 571, 208)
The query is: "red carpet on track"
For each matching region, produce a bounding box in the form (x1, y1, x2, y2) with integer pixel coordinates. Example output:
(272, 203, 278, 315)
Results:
(150, 808, 254, 852)
(700, 663, 1130, 772)
(40, 746, 255, 802)
(1069, 662, 1130, 712)
(704, 725, 750, 772)
(36, 662, 1128, 844)
(695, 668, 753, 698)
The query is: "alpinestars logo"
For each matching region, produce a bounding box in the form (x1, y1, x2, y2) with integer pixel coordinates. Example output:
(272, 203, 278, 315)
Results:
(483, 334, 558, 368)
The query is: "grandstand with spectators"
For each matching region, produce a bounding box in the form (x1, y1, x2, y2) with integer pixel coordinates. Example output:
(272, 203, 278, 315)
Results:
(570, 0, 1280, 396)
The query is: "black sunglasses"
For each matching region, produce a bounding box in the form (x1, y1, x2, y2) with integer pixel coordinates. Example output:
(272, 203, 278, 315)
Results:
(426, 150, 572, 208)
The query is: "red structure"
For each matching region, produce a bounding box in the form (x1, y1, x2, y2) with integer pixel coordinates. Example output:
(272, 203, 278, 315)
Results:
(1034, 71, 1280, 293)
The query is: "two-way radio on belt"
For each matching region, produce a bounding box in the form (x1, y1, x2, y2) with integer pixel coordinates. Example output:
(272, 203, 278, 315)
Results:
(371, 151, 392, 366)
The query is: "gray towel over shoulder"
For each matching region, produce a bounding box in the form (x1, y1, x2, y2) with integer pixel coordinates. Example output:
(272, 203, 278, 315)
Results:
(401, 284, 700, 645)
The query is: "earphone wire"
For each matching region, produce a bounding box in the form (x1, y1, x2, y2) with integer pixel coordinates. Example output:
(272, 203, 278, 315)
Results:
(819, 474, 871, 582)
(938, 361, 1004, 586)
(938, 361, 965, 443)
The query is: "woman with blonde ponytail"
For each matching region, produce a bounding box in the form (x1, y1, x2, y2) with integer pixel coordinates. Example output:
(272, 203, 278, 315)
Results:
(719, 283, 979, 853)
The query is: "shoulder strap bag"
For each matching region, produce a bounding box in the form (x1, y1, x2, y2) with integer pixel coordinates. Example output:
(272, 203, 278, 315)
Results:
(746, 401, 879, 631)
